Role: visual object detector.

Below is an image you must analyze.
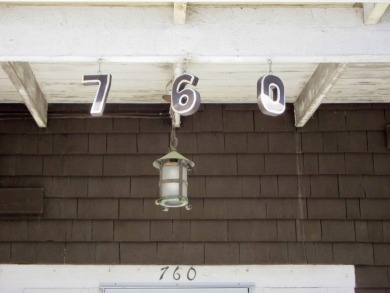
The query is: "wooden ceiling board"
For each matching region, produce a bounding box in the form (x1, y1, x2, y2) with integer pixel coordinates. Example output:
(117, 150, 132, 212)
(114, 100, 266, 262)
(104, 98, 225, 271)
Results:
(29, 63, 173, 79)
(1, 62, 390, 104)
(0, 1, 359, 6)
(181, 63, 316, 103)
(0, 67, 23, 102)
(324, 63, 390, 103)
(22, 62, 318, 103)
(29, 62, 172, 103)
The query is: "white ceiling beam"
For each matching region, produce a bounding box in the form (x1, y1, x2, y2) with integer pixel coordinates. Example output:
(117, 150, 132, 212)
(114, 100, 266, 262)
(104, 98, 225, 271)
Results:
(294, 63, 347, 127)
(1, 62, 48, 127)
(0, 6, 389, 62)
(173, 2, 187, 25)
(1, 56, 390, 64)
(363, 2, 390, 24)
(0, 0, 372, 3)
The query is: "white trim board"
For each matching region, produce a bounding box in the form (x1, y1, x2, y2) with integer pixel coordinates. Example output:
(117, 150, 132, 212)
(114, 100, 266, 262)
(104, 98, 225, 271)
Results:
(102, 288, 250, 293)
(0, 1, 387, 4)
(0, 265, 355, 293)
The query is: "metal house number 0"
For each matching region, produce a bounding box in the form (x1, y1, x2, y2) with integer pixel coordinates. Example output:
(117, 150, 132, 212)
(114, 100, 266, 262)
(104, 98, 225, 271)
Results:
(159, 266, 197, 281)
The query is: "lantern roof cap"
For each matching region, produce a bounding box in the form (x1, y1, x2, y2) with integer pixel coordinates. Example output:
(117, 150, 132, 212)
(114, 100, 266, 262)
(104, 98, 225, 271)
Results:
(153, 150, 195, 170)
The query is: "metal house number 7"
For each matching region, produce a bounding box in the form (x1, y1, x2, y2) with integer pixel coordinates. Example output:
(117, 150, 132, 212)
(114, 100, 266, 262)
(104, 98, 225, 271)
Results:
(82, 74, 112, 117)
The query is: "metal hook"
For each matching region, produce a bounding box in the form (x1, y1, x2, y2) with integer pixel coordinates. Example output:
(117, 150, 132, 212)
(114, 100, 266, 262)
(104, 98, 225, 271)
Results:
(182, 59, 188, 74)
(166, 79, 173, 94)
(267, 59, 273, 74)
(97, 58, 102, 74)
(169, 107, 179, 151)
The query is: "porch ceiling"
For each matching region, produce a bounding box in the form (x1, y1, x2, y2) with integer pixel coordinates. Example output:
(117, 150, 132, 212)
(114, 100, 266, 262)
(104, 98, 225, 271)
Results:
(0, 1, 389, 127)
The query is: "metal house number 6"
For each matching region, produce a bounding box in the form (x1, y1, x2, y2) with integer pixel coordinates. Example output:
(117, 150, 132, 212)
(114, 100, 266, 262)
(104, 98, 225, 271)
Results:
(171, 74, 201, 116)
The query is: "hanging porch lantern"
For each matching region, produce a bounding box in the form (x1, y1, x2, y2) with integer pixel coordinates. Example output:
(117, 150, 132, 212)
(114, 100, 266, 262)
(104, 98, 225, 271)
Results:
(153, 150, 194, 211)
(153, 111, 194, 211)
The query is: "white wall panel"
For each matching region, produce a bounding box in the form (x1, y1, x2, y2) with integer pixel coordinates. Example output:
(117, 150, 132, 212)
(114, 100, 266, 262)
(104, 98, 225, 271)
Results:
(0, 265, 354, 293)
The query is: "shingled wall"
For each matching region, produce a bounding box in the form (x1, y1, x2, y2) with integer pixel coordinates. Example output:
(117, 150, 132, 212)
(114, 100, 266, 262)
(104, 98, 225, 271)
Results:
(0, 104, 389, 292)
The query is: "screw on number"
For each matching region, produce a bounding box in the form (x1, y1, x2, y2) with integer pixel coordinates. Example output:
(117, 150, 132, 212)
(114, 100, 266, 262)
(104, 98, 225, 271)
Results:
(171, 74, 201, 116)
(257, 74, 285, 116)
(82, 74, 112, 117)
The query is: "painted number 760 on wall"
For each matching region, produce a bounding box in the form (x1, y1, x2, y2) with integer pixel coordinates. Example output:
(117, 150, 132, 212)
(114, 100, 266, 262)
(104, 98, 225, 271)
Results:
(159, 266, 196, 281)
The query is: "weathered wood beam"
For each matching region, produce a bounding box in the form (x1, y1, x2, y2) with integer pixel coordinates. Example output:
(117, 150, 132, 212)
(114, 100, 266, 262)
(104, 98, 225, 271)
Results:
(294, 63, 347, 127)
(173, 2, 187, 25)
(1, 62, 48, 127)
(364, 3, 390, 25)
(0, 6, 389, 62)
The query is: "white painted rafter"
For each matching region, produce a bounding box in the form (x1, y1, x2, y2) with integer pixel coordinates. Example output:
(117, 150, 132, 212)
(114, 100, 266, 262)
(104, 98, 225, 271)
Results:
(173, 2, 187, 24)
(294, 63, 347, 127)
(1, 62, 48, 127)
(363, 2, 390, 24)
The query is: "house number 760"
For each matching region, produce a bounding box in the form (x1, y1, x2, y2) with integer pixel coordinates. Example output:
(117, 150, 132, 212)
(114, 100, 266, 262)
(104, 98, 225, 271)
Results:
(159, 266, 196, 281)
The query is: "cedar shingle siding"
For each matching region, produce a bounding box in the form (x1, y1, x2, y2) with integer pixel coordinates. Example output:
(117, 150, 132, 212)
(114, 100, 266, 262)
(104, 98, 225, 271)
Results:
(0, 104, 389, 292)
